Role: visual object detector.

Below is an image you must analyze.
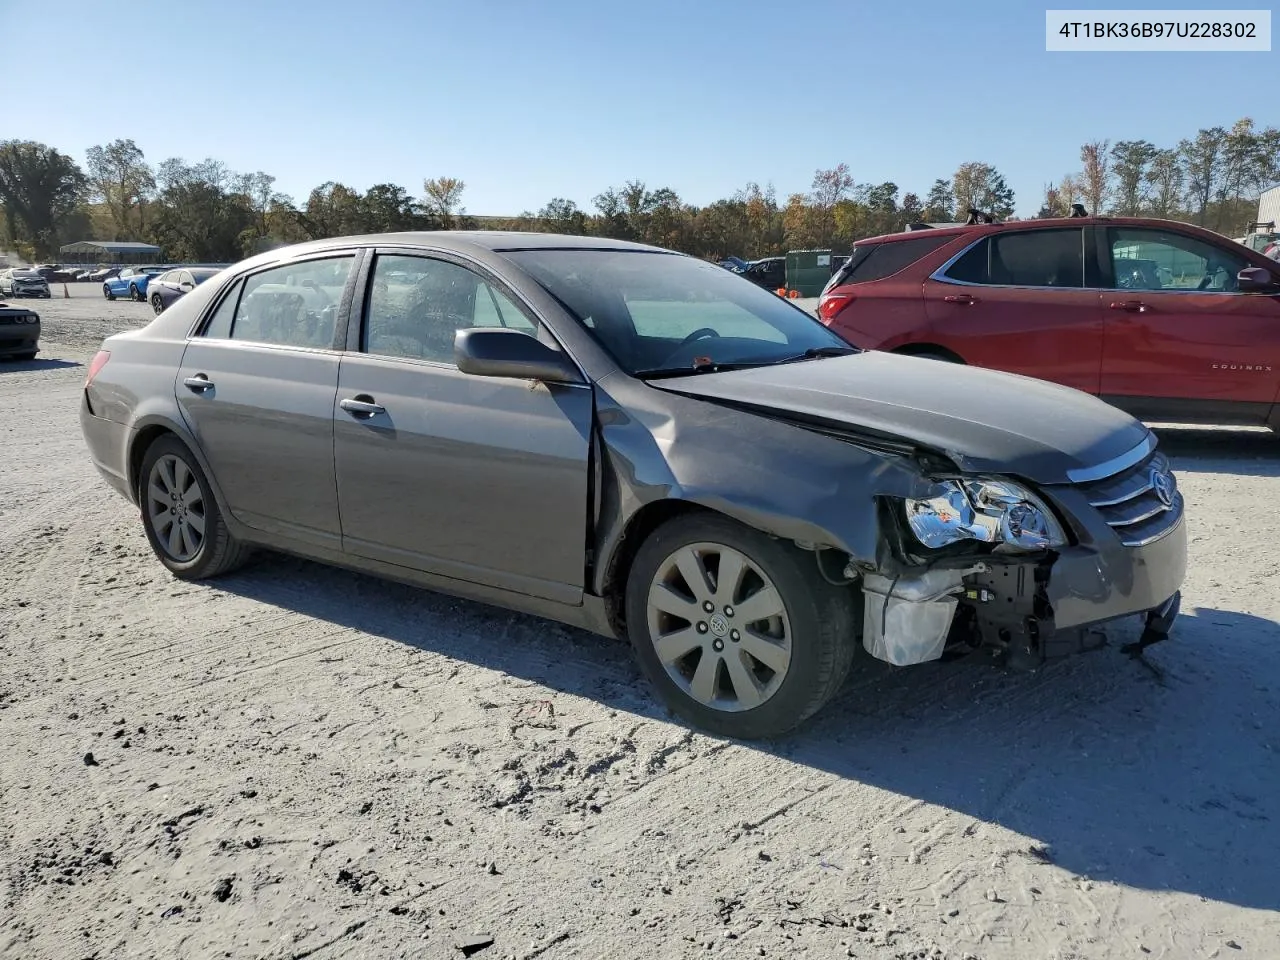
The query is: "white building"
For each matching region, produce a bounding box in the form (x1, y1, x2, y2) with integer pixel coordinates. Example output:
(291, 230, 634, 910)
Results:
(1258, 184, 1280, 227)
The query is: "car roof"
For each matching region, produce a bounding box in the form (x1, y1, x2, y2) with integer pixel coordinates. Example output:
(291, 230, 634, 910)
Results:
(267, 230, 673, 256)
(855, 215, 1238, 247)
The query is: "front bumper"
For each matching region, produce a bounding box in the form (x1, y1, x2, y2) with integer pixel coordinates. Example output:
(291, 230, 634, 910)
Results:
(0, 324, 40, 357)
(958, 512, 1187, 666)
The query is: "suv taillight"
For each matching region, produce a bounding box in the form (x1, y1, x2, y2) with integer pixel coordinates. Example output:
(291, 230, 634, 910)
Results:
(817, 293, 855, 324)
(85, 350, 111, 387)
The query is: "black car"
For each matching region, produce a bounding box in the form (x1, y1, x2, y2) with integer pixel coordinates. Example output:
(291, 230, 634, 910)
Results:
(742, 256, 786, 290)
(0, 304, 40, 360)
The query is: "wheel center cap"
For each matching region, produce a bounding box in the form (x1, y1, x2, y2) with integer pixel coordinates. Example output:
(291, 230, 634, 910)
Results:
(708, 614, 729, 638)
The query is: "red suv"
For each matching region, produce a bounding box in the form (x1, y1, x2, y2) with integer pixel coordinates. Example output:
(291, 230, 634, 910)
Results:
(817, 216, 1280, 431)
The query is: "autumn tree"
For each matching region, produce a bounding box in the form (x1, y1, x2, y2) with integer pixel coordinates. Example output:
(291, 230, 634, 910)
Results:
(952, 162, 1015, 220)
(422, 176, 466, 229)
(149, 158, 253, 261)
(362, 183, 425, 232)
(1109, 140, 1158, 215)
(1180, 126, 1227, 224)
(1079, 140, 1111, 215)
(84, 138, 155, 239)
(1145, 149, 1184, 218)
(922, 178, 954, 222)
(1036, 182, 1064, 219)
(537, 198, 587, 235)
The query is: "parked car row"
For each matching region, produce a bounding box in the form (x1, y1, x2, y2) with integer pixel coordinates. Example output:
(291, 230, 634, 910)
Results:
(103, 265, 222, 312)
(80, 229, 1188, 738)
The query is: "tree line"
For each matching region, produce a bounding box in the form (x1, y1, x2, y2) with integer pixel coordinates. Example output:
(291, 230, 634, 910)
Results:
(0, 117, 1275, 263)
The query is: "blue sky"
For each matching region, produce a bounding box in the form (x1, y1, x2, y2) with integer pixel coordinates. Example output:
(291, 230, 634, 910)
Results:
(5, 0, 1274, 216)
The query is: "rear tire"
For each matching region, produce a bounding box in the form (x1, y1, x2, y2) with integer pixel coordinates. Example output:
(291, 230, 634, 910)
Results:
(151, 294, 164, 314)
(625, 513, 857, 739)
(138, 435, 251, 580)
(14, 351, 36, 361)
(129, 284, 142, 302)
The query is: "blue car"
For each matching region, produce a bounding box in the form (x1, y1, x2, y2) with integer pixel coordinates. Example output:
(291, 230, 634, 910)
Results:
(103, 266, 166, 302)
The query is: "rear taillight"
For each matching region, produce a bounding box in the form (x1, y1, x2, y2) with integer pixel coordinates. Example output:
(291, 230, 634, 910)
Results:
(85, 350, 111, 387)
(817, 292, 855, 324)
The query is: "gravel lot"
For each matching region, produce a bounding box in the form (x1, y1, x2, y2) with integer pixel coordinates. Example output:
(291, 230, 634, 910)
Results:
(2, 287, 1279, 960)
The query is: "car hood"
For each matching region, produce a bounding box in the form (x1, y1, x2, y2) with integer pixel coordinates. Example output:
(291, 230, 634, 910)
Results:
(649, 351, 1150, 484)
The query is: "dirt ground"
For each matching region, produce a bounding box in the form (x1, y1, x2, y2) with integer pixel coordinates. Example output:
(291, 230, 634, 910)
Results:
(2, 286, 1278, 960)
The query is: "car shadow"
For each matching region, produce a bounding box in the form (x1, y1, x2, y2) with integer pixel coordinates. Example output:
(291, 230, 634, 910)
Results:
(0, 358, 82, 372)
(1150, 425, 1280, 477)
(211, 554, 1280, 913)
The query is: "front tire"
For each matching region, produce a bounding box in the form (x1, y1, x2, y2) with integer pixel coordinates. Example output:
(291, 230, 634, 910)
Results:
(138, 436, 251, 579)
(103, 284, 115, 301)
(625, 513, 857, 739)
(151, 294, 164, 314)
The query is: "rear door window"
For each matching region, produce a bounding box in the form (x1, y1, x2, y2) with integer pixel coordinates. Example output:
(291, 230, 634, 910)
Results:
(940, 228, 1084, 288)
(228, 256, 355, 348)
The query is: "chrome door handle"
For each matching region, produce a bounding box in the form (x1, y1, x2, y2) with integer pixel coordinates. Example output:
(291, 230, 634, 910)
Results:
(943, 294, 978, 304)
(1109, 300, 1148, 313)
(340, 396, 386, 418)
(183, 375, 214, 392)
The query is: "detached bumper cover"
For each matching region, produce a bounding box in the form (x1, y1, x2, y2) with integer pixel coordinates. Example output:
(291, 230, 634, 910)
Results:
(1049, 511, 1187, 630)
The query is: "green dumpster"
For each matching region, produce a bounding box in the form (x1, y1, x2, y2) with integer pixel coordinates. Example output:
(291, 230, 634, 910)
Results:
(785, 249, 834, 297)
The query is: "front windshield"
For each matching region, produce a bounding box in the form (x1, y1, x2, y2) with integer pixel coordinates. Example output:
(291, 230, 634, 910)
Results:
(504, 249, 853, 376)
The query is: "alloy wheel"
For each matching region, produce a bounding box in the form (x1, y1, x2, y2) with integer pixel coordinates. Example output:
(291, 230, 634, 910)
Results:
(645, 541, 792, 713)
(146, 454, 207, 562)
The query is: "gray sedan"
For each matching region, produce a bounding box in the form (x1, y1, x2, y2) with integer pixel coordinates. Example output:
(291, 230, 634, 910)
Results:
(79, 232, 1187, 738)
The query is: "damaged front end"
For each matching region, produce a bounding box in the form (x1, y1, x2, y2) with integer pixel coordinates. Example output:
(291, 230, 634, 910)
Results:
(849, 447, 1187, 671)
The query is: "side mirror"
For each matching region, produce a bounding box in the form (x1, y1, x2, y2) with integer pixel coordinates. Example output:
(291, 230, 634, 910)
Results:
(1238, 266, 1278, 292)
(454, 328, 582, 383)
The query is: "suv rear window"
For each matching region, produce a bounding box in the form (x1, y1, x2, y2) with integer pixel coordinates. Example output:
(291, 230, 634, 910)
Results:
(942, 228, 1085, 288)
(832, 234, 953, 286)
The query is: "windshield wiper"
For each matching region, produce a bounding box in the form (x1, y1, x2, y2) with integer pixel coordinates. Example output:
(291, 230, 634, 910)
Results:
(633, 346, 858, 380)
(764, 345, 860, 365)
(632, 360, 764, 379)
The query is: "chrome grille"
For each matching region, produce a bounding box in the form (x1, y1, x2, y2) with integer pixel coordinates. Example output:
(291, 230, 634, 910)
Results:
(1076, 448, 1183, 548)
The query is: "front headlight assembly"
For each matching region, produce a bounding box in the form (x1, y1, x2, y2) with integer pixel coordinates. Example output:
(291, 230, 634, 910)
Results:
(903, 478, 1067, 552)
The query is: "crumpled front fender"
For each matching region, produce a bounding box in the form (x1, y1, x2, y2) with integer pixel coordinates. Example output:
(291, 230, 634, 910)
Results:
(589, 375, 940, 596)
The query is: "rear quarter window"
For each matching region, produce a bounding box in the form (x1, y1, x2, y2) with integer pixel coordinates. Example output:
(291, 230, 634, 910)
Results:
(834, 234, 954, 285)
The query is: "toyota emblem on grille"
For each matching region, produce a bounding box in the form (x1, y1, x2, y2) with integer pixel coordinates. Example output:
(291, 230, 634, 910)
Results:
(1150, 467, 1175, 507)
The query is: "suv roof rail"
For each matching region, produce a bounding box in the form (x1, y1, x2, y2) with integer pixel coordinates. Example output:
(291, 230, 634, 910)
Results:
(1068, 203, 1088, 218)
(903, 222, 935, 231)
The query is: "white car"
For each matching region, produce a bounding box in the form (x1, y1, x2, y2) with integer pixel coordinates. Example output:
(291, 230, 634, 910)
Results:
(0, 269, 52, 299)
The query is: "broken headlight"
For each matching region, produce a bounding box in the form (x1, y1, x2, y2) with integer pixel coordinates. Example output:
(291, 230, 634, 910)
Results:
(903, 479, 1067, 552)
